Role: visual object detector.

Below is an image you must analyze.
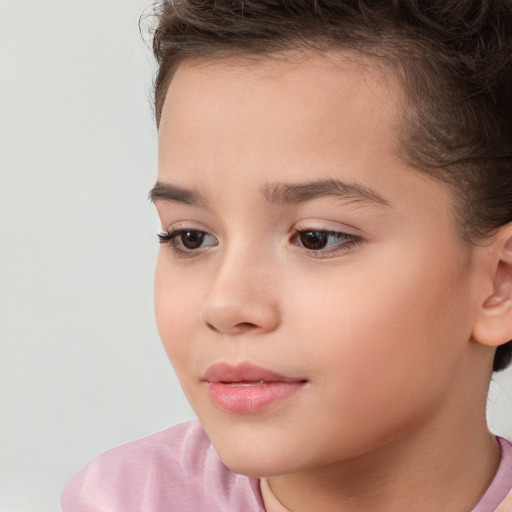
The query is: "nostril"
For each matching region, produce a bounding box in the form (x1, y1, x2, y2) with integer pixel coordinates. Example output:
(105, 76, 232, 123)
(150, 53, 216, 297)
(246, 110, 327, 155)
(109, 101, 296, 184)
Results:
(237, 322, 258, 331)
(201, 298, 279, 334)
(205, 321, 258, 334)
(206, 322, 220, 333)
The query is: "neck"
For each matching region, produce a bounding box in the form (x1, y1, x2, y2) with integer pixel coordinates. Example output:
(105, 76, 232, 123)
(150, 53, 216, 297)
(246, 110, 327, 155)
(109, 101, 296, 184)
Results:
(262, 413, 500, 512)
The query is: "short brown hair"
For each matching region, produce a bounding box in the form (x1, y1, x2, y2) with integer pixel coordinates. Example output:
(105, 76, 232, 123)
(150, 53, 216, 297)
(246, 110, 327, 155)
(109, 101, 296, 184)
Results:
(148, 0, 512, 371)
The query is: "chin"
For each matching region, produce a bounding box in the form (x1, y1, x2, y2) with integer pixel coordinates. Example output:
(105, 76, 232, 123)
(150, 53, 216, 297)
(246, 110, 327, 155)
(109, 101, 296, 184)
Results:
(217, 450, 297, 478)
(197, 410, 332, 478)
(208, 429, 308, 478)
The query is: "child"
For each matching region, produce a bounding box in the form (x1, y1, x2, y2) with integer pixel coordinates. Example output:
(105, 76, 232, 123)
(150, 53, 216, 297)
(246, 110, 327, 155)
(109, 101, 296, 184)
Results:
(62, 1, 512, 510)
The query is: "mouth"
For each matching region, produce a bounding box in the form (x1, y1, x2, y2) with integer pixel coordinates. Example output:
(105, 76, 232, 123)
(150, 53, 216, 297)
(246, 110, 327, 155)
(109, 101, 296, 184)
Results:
(223, 380, 266, 386)
(203, 362, 307, 414)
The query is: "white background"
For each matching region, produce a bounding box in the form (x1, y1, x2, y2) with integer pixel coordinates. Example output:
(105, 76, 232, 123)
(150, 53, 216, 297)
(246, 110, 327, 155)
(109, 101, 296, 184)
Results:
(0, 1, 511, 511)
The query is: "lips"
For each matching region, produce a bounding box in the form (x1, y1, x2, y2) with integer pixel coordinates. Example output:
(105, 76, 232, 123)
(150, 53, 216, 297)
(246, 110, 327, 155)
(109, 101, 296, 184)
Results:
(204, 362, 306, 414)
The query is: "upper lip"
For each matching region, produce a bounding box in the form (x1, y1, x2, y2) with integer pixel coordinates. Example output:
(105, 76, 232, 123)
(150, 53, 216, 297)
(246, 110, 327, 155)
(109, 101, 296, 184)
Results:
(204, 362, 306, 384)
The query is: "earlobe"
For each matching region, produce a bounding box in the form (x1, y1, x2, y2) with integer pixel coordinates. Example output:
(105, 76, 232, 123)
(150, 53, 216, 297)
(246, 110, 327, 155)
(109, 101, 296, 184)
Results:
(472, 225, 512, 347)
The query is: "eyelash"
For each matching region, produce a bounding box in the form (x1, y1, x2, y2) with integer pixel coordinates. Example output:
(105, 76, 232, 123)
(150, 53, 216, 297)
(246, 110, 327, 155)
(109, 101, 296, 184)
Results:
(291, 229, 363, 258)
(157, 228, 363, 259)
(157, 229, 218, 257)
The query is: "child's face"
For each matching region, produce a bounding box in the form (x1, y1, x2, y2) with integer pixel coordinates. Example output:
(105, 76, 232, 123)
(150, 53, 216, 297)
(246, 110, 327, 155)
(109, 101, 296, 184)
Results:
(154, 52, 489, 476)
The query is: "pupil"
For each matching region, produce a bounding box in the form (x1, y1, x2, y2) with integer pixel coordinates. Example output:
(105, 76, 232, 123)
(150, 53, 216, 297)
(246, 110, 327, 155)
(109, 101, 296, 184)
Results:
(182, 231, 204, 249)
(300, 231, 328, 250)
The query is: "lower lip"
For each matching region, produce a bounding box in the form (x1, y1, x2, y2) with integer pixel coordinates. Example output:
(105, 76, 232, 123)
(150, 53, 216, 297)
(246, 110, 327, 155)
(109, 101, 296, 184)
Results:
(208, 381, 305, 414)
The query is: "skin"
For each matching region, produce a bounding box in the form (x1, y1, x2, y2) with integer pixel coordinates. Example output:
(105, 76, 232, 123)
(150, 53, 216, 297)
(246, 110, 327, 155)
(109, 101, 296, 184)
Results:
(153, 51, 511, 511)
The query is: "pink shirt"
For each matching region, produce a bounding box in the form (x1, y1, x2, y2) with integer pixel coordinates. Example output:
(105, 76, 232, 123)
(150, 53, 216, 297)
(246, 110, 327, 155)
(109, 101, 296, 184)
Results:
(62, 420, 512, 511)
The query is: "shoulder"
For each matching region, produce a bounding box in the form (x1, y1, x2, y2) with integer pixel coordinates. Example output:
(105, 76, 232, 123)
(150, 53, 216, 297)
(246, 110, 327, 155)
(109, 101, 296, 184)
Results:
(61, 419, 264, 512)
(492, 437, 512, 512)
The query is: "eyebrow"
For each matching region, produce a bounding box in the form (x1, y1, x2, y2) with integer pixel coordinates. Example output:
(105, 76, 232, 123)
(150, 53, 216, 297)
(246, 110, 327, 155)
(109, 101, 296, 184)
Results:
(261, 179, 390, 207)
(149, 178, 390, 208)
(149, 182, 208, 207)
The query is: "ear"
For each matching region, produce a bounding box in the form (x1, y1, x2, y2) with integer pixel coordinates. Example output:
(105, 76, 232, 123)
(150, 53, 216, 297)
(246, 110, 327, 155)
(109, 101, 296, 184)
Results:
(472, 224, 512, 347)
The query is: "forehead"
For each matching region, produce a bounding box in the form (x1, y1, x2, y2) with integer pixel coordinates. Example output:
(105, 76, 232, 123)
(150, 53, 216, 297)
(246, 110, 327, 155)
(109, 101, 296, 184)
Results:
(157, 50, 449, 223)
(159, 49, 403, 159)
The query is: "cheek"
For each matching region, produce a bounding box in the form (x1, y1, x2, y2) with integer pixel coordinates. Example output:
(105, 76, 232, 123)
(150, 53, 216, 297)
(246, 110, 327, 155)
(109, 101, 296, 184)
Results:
(287, 250, 473, 412)
(154, 255, 201, 369)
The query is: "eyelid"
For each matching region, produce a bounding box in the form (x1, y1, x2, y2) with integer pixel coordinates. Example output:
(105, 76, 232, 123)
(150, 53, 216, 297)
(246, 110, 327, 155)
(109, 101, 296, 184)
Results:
(291, 220, 365, 258)
(292, 232, 363, 258)
(164, 220, 213, 232)
(293, 219, 363, 236)
(158, 223, 218, 257)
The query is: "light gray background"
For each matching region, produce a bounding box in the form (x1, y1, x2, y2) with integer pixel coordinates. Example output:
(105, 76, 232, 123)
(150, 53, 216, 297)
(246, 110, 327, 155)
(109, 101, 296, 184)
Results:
(0, 2, 511, 511)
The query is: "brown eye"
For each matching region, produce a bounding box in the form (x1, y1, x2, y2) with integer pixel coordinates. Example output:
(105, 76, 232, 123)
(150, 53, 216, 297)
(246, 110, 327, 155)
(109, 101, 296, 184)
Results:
(293, 229, 363, 256)
(157, 228, 218, 256)
(299, 230, 329, 250)
(180, 230, 205, 249)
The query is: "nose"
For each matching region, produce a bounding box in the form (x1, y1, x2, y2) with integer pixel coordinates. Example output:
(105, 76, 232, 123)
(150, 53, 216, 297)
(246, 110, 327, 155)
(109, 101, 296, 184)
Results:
(200, 251, 280, 336)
